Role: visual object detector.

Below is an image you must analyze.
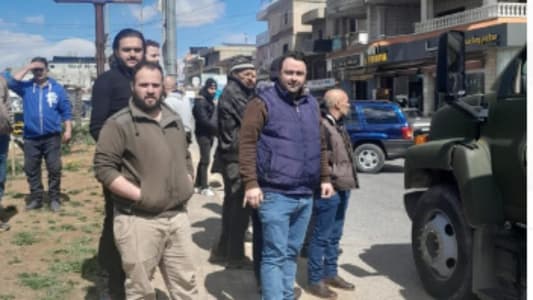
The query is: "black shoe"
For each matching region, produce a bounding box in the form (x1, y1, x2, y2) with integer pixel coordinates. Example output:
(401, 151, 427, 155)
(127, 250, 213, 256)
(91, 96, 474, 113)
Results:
(208, 250, 227, 265)
(50, 200, 61, 212)
(294, 287, 302, 299)
(225, 257, 253, 270)
(0, 221, 10, 232)
(308, 281, 337, 299)
(324, 275, 355, 290)
(26, 200, 43, 210)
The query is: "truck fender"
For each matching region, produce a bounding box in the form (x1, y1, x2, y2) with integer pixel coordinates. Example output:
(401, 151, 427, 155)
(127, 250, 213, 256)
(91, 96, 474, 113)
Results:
(404, 138, 462, 189)
(451, 139, 504, 227)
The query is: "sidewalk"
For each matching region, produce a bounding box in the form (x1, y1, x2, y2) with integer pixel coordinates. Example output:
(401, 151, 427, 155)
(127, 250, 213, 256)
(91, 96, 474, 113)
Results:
(152, 140, 358, 299)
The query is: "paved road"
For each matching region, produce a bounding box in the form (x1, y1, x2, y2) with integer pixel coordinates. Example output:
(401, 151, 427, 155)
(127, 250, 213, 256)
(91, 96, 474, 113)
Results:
(154, 144, 432, 299)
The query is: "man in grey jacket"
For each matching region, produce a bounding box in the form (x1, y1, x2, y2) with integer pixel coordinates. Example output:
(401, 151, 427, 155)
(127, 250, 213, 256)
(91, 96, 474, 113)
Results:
(94, 62, 197, 299)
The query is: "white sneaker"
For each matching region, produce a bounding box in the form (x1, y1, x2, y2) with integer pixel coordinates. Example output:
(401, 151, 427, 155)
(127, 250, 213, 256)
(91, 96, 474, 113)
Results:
(201, 188, 215, 197)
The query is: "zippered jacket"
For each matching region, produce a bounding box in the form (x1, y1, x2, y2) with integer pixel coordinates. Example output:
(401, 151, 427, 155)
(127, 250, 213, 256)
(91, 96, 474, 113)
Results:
(7, 77, 71, 139)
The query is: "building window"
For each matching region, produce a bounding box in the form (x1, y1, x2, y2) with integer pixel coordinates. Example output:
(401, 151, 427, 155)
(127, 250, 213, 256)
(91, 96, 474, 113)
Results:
(334, 19, 340, 35)
(349, 18, 357, 33)
(284, 12, 288, 25)
(282, 44, 289, 53)
(318, 30, 323, 40)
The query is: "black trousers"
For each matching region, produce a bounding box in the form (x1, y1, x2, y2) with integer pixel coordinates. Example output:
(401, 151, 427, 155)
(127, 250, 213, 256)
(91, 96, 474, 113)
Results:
(212, 162, 251, 261)
(98, 188, 125, 299)
(23, 135, 61, 203)
(195, 135, 213, 189)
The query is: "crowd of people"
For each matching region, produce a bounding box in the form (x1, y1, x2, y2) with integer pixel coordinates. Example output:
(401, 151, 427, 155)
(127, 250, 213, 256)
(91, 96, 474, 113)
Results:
(0, 27, 360, 300)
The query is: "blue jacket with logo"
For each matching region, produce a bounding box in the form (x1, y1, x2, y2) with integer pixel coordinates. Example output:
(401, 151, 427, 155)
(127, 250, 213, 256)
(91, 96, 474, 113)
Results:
(8, 77, 71, 139)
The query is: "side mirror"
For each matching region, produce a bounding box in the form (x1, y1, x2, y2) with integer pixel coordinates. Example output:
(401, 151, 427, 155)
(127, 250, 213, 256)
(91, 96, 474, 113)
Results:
(436, 31, 466, 102)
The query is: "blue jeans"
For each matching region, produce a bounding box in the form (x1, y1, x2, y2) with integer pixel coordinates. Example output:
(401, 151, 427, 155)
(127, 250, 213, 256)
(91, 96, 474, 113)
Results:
(258, 192, 313, 300)
(307, 190, 350, 284)
(0, 135, 9, 202)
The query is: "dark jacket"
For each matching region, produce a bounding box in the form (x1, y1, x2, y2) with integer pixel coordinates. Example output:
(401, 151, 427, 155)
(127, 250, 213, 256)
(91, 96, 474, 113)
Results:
(94, 101, 194, 217)
(89, 61, 133, 141)
(213, 76, 255, 163)
(192, 88, 217, 137)
(322, 114, 359, 190)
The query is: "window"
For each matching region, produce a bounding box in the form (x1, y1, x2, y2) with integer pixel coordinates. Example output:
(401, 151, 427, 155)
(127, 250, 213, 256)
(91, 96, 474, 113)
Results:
(498, 50, 527, 99)
(282, 44, 289, 53)
(284, 12, 288, 25)
(348, 18, 357, 33)
(363, 106, 399, 124)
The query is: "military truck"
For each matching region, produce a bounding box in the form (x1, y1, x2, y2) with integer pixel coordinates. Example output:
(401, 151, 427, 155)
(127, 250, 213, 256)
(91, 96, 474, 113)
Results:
(403, 31, 526, 300)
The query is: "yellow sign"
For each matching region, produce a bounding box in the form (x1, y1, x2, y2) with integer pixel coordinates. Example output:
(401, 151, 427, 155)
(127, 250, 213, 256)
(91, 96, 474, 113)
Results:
(465, 33, 499, 46)
(367, 53, 388, 64)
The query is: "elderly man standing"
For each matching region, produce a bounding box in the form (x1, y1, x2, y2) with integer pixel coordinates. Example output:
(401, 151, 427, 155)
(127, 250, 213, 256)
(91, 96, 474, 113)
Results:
(8, 57, 72, 212)
(209, 56, 256, 268)
(94, 62, 197, 300)
(240, 51, 334, 300)
(307, 89, 359, 299)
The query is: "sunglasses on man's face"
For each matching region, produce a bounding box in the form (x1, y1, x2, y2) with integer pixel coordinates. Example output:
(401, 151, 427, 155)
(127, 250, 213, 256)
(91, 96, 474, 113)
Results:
(32, 68, 45, 72)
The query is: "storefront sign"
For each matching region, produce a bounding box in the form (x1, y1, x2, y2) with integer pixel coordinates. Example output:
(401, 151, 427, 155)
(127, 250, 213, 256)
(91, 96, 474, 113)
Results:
(332, 54, 361, 70)
(367, 53, 388, 64)
(306, 78, 336, 90)
(465, 33, 499, 46)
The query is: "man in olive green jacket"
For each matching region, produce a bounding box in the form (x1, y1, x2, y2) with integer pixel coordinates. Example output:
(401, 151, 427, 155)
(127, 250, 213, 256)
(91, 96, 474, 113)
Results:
(93, 62, 197, 299)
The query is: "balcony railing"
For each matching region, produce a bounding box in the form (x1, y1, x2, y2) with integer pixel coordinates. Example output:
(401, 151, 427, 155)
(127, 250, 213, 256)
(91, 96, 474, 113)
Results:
(331, 31, 368, 51)
(415, 2, 527, 33)
(256, 31, 270, 47)
(327, 0, 364, 15)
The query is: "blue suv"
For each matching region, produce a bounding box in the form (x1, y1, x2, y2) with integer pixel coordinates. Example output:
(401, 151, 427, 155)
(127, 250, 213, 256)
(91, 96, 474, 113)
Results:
(345, 100, 414, 173)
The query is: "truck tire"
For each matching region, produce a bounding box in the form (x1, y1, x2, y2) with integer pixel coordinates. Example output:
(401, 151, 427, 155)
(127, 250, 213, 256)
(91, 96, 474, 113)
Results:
(411, 184, 473, 300)
(354, 143, 385, 173)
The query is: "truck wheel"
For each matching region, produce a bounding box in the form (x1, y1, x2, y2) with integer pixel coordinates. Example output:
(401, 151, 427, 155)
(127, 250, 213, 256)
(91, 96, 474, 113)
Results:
(354, 143, 385, 173)
(412, 184, 473, 300)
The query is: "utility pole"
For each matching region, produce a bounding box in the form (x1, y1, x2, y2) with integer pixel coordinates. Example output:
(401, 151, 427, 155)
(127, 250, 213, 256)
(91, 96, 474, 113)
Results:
(54, 0, 142, 76)
(162, 0, 177, 77)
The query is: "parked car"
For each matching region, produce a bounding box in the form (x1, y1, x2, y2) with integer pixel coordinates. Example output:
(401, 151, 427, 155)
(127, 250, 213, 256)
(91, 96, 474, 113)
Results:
(345, 100, 414, 173)
(402, 107, 431, 144)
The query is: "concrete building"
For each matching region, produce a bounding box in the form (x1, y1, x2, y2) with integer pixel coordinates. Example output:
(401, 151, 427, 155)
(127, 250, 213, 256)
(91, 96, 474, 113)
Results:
(256, 0, 326, 78)
(48, 56, 97, 90)
(326, 0, 526, 115)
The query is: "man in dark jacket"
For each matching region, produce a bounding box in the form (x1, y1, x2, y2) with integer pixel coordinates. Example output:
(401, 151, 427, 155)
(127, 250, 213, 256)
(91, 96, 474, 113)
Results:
(240, 51, 334, 300)
(89, 28, 145, 300)
(209, 57, 256, 269)
(192, 78, 217, 196)
(307, 88, 359, 299)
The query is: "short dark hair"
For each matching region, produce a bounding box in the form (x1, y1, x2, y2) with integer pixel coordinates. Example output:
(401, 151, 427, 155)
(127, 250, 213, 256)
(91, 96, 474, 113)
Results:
(132, 61, 164, 84)
(278, 51, 307, 71)
(146, 39, 160, 48)
(31, 56, 48, 68)
(112, 28, 146, 52)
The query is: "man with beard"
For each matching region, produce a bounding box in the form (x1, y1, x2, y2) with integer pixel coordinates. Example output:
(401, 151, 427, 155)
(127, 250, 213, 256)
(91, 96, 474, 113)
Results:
(94, 61, 197, 299)
(89, 28, 145, 300)
(209, 56, 256, 269)
(240, 51, 334, 300)
(192, 78, 218, 196)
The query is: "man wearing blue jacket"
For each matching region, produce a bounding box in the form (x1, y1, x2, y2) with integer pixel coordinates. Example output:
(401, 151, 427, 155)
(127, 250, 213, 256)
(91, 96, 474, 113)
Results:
(8, 57, 72, 212)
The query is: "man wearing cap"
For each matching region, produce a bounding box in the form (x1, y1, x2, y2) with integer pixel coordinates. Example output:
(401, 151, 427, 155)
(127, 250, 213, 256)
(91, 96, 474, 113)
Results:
(7, 57, 72, 212)
(209, 56, 257, 269)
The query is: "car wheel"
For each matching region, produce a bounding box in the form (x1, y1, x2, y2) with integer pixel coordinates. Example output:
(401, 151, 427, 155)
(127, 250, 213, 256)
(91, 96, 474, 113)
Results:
(412, 184, 473, 300)
(354, 143, 385, 173)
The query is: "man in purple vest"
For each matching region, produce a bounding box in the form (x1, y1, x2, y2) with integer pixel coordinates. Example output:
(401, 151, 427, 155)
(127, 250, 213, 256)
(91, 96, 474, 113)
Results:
(240, 51, 334, 300)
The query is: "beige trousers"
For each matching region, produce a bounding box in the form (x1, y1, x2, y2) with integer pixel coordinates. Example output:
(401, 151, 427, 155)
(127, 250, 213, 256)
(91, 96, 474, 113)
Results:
(113, 210, 198, 300)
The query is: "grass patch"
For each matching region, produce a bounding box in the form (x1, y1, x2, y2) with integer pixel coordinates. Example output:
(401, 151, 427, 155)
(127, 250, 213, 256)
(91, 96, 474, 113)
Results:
(12, 192, 25, 199)
(67, 188, 82, 195)
(7, 256, 21, 265)
(12, 231, 40, 246)
(0, 294, 15, 300)
(69, 200, 84, 207)
(59, 224, 77, 231)
(18, 272, 59, 290)
(47, 219, 56, 224)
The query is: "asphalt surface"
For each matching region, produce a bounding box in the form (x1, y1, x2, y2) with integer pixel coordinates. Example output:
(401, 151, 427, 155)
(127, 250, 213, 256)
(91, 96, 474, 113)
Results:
(152, 142, 432, 300)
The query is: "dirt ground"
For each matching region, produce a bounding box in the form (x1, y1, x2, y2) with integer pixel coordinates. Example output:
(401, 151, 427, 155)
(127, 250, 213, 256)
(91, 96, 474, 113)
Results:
(0, 143, 108, 300)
